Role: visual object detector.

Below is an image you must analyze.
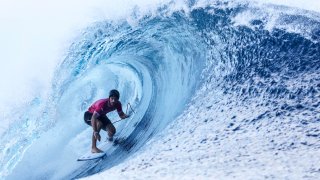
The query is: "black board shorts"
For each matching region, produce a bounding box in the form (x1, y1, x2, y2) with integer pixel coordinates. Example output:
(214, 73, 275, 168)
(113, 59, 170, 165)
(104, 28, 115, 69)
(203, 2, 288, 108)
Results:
(83, 111, 112, 127)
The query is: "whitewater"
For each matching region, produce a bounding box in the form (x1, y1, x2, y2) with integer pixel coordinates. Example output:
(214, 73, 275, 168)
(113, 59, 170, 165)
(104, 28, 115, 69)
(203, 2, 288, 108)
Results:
(0, 0, 319, 179)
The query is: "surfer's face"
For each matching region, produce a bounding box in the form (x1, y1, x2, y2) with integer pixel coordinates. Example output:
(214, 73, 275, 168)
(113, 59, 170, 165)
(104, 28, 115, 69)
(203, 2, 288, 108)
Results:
(109, 96, 118, 105)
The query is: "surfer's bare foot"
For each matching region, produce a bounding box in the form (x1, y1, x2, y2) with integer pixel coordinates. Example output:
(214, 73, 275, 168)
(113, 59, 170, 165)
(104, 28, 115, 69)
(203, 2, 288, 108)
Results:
(91, 147, 103, 153)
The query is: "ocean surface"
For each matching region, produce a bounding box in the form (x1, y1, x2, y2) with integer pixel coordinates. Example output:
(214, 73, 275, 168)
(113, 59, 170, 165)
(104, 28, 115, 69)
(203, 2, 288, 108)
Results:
(0, 0, 319, 179)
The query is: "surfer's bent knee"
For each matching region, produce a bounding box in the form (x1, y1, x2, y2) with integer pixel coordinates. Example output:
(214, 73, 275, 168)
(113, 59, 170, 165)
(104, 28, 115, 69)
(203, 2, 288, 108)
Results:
(108, 124, 116, 135)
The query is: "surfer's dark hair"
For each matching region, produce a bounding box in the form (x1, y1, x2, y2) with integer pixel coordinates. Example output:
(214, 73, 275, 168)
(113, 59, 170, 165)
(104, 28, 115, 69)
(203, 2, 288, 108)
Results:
(109, 89, 120, 100)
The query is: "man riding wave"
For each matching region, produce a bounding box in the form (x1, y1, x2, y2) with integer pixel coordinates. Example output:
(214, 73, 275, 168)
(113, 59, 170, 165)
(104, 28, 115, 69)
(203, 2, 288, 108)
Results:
(83, 89, 129, 153)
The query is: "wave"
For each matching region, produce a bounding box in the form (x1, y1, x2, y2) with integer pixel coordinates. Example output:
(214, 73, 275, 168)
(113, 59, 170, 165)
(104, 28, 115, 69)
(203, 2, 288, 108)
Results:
(1, 1, 320, 179)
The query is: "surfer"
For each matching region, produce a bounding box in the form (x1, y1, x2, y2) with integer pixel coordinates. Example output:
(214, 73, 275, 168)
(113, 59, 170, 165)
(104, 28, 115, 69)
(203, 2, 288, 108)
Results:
(83, 89, 129, 153)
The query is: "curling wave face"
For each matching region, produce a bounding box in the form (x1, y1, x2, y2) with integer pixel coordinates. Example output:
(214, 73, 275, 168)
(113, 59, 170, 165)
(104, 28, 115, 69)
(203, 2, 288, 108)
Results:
(4, 12, 206, 180)
(2, 1, 320, 179)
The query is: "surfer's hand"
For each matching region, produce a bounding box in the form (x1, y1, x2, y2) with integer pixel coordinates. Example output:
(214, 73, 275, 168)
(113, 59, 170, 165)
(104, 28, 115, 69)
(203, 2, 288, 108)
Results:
(120, 114, 130, 119)
(94, 132, 101, 141)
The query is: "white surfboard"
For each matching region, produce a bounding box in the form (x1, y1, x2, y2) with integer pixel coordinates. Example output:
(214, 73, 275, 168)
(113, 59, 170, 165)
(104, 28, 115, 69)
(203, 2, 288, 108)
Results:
(77, 136, 126, 161)
(78, 136, 125, 161)
(77, 140, 113, 161)
(77, 151, 106, 161)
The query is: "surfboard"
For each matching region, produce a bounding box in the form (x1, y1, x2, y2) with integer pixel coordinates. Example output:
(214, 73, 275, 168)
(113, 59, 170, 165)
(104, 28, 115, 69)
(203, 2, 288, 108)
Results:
(77, 151, 106, 161)
(77, 140, 113, 161)
(77, 136, 127, 161)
